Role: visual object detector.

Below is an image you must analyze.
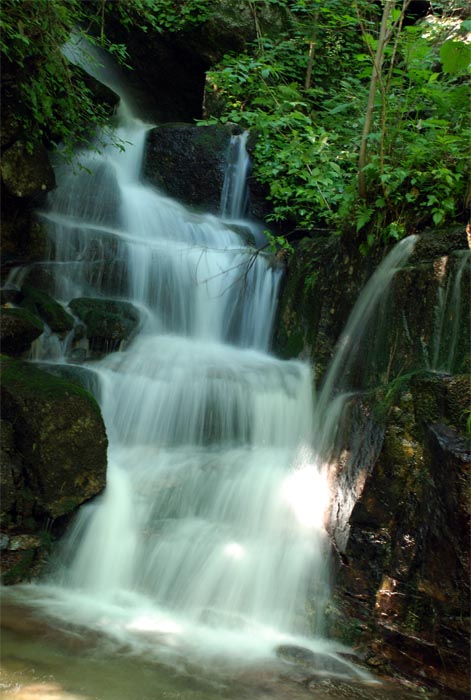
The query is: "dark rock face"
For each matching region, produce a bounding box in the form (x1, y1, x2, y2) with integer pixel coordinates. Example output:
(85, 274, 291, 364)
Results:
(275, 227, 469, 382)
(68, 297, 140, 353)
(143, 122, 273, 221)
(1, 140, 55, 200)
(1, 356, 107, 520)
(275, 225, 470, 696)
(0, 307, 44, 356)
(143, 123, 240, 214)
(103, 1, 288, 124)
(0, 356, 107, 582)
(273, 235, 374, 377)
(335, 386, 470, 698)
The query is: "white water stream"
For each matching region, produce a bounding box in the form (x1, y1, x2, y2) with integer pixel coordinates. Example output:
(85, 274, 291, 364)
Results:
(5, 100, 358, 677)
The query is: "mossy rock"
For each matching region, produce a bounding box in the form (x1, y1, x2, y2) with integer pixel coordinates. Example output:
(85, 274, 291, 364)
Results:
(0, 139, 55, 199)
(0, 307, 44, 356)
(20, 284, 74, 333)
(143, 123, 240, 214)
(445, 375, 471, 433)
(0, 355, 107, 521)
(68, 297, 140, 353)
(0, 419, 22, 525)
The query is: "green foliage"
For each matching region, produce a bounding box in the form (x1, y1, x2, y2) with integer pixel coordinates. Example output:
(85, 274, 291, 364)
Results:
(106, 0, 212, 34)
(1, 0, 108, 156)
(0, 0, 210, 159)
(201, 0, 470, 247)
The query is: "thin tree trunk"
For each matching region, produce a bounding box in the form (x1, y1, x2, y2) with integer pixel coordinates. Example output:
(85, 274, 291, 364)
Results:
(358, 0, 395, 199)
(304, 12, 319, 91)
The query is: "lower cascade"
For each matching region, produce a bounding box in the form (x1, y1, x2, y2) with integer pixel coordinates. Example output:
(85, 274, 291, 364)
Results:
(4, 99, 369, 680)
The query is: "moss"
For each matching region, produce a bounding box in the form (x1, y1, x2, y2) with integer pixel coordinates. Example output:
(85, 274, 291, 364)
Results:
(1, 307, 44, 331)
(0, 355, 101, 416)
(0, 307, 44, 356)
(68, 297, 139, 351)
(1, 549, 36, 585)
(0, 139, 55, 198)
(20, 284, 74, 332)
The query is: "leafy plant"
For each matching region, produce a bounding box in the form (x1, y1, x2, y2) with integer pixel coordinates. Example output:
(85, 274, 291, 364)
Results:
(200, 0, 470, 248)
(0, 0, 211, 159)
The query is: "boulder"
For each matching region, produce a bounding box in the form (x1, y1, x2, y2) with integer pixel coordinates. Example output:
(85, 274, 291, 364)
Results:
(0, 307, 44, 356)
(0, 355, 107, 523)
(20, 284, 74, 333)
(143, 123, 240, 214)
(68, 297, 140, 353)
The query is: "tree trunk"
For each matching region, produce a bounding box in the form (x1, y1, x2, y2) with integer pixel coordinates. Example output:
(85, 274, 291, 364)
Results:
(358, 0, 395, 199)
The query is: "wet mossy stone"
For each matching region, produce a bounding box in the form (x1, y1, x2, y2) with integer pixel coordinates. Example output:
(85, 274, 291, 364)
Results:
(143, 123, 240, 213)
(0, 140, 55, 199)
(0, 355, 107, 520)
(20, 284, 74, 333)
(68, 297, 140, 352)
(0, 307, 44, 356)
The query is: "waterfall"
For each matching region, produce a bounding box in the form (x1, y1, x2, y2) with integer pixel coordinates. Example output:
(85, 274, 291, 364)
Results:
(11, 98, 357, 672)
(220, 131, 250, 220)
(430, 250, 470, 373)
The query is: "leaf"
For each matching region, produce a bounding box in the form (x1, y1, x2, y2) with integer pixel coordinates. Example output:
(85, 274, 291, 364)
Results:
(440, 40, 471, 75)
(433, 210, 444, 225)
(328, 102, 351, 115)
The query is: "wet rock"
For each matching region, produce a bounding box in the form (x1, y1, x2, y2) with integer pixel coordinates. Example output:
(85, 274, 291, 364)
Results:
(0, 307, 44, 356)
(0, 419, 22, 526)
(0, 286, 22, 305)
(143, 123, 240, 214)
(1, 212, 50, 268)
(1, 140, 55, 199)
(334, 383, 470, 698)
(277, 644, 318, 666)
(68, 297, 140, 353)
(276, 645, 356, 677)
(20, 284, 74, 333)
(0, 356, 107, 523)
(9, 534, 43, 551)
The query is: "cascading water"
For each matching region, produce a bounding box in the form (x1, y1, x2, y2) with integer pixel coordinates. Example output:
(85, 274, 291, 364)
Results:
(6, 94, 354, 676)
(220, 131, 250, 221)
(430, 250, 470, 373)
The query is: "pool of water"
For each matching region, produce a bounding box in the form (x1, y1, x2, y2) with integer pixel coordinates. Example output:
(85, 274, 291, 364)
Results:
(1, 599, 440, 700)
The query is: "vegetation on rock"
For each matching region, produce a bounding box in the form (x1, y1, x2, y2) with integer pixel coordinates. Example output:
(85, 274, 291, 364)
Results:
(0, 355, 107, 522)
(68, 297, 140, 353)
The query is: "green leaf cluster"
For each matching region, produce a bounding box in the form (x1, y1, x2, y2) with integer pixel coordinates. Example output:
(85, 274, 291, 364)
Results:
(200, 0, 470, 248)
(0, 0, 211, 159)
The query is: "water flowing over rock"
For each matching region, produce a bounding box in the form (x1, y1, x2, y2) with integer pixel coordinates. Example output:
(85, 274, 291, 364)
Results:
(143, 123, 240, 214)
(276, 225, 470, 697)
(1, 93, 370, 687)
(68, 297, 140, 354)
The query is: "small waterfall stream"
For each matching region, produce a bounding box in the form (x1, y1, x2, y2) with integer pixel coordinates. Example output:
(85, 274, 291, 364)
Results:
(5, 100, 354, 678)
(2, 57, 430, 697)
